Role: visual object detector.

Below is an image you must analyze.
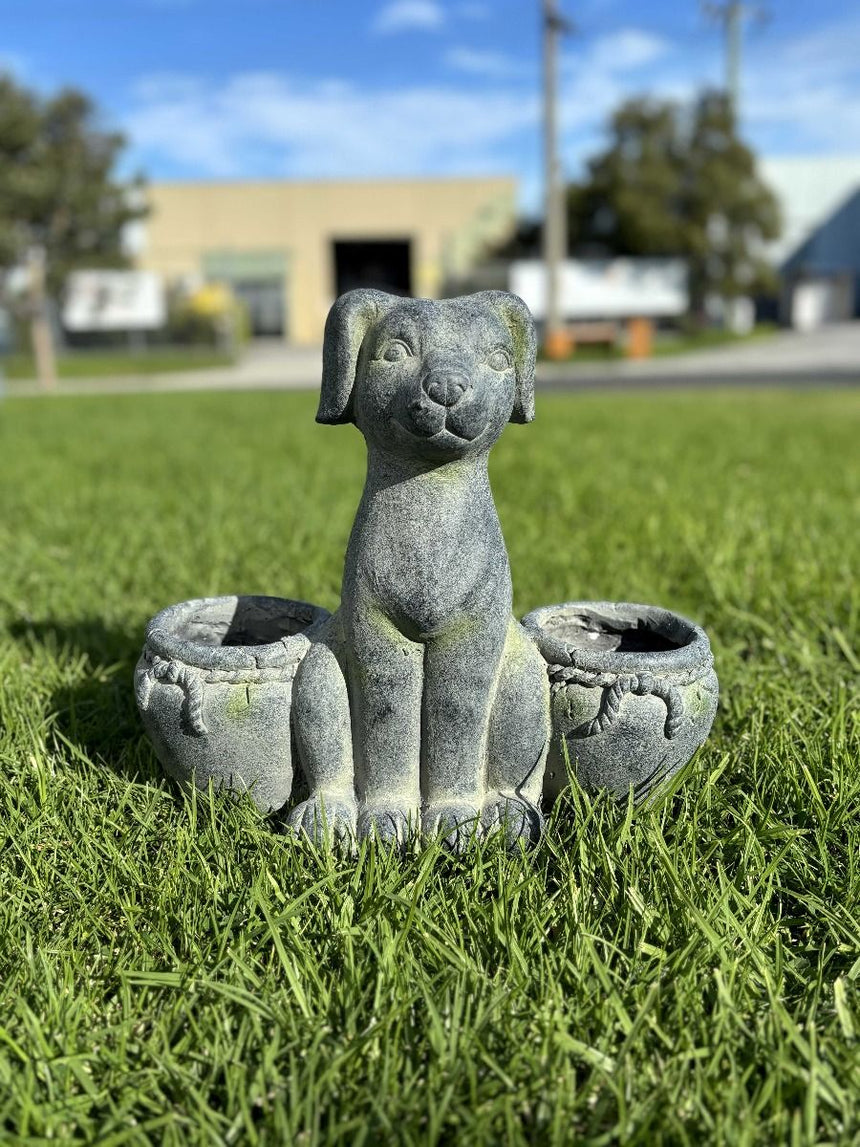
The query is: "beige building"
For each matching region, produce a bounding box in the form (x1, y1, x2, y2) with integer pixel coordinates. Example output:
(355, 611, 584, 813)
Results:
(135, 176, 517, 344)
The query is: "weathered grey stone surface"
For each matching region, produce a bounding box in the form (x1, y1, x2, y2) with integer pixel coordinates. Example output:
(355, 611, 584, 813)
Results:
(134, 595, 328, 812)
(135, 290, 720, 851)
(288, 289, 550, 850)
(522, 601, 719, 801)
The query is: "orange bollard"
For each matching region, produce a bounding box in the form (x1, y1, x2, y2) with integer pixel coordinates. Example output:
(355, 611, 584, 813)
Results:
(626, 317, 653, 359)
(543, 327, 574, 360)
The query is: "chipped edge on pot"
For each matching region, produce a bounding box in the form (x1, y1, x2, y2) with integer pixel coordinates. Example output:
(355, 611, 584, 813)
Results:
(144, 594, 331, 672)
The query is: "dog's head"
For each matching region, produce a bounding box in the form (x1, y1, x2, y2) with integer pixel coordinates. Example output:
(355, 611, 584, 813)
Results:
(317, 290, 536, 461)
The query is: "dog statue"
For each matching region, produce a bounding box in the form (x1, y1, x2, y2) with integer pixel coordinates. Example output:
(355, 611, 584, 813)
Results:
(286, 289, 550, 850)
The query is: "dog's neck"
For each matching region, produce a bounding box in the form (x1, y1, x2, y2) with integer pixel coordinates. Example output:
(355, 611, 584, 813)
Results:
(360, 441, 492, 498)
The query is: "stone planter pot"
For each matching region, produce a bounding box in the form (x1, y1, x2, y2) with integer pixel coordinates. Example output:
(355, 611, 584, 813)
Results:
(135, 595, 329, 812)
(522, 601, 718, 802)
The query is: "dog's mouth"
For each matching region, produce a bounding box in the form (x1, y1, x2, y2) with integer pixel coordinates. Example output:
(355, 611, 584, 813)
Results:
(391, 418, 478, 448)
(393, 390, 491, 448)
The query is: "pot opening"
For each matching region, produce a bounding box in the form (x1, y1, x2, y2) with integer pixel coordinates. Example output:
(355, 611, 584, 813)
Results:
(548, 611, 684, 654)
(176, 597, 315, 649)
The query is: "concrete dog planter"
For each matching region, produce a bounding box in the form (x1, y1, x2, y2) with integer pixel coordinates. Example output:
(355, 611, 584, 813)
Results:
(522, 602, 719, 802)
(134, 290, 720, 852)
(135, 595, 329, 812)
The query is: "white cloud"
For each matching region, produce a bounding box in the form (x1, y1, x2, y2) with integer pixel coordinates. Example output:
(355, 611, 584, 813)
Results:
(373, 0, 446, 34)
(587, 28, 671, 70)
(564, 27, 672, 85)
(443, 26, 667, 86)
(555, 17, 860, 164)
(125, 72, 538, 179)
(132, 73, 208, 102)
(742, 17, 860, 152)
(121, 13, 860, 213)
(444, 47, 528, 78)
(554, 27, 678, 162)
(119, 26, 694, 197)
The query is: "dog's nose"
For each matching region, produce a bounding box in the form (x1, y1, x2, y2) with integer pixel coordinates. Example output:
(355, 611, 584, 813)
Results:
(423, 370, 469, 408)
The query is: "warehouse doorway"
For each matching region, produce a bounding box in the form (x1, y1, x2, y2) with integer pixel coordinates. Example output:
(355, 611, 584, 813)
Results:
(333, 240, 412, 297)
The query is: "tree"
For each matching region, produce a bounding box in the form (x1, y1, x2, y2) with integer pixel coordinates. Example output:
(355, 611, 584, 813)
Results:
(683, 92, 781, 314)
(0, 75, 146, 300)
(568, 91, 781, 317)
(569, 99, 684, 258)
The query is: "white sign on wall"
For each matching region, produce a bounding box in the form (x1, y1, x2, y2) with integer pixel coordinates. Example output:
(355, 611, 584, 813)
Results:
(509, 259, 688, 321)
(63, 270, 166, 332)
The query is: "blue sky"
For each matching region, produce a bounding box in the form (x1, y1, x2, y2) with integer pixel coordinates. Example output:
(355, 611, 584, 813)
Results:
(2, 0, 858, 212)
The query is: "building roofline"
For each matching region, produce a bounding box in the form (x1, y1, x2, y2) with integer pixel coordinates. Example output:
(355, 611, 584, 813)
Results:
(148, 174, 518, 191)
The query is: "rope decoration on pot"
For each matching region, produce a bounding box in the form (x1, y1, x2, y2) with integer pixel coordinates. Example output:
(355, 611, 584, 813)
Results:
(546, 662, 711, 740)
(135, 638, 310, 737)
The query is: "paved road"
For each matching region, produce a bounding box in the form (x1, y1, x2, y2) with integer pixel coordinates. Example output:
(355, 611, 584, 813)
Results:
(5, 324, 860, 398)
(538, 322, 860, 390)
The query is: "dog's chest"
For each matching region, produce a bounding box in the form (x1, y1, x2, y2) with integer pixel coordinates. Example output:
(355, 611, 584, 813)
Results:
(347, 480, 507, 634)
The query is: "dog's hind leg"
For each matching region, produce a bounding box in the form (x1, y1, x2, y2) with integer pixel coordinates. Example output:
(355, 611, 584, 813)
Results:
(482, 620, 550, 849)
(287, 617, 357, 846)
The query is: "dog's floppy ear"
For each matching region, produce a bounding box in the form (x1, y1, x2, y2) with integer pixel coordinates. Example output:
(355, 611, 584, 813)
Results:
(317, 289, 396, 425)
(478, 291, 537, 424)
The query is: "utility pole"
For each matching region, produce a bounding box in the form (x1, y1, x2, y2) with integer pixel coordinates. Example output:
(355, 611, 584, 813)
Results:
(725, 0, 741, 113)
(703, 1, 768, 120)
(542, 0, 572, 359)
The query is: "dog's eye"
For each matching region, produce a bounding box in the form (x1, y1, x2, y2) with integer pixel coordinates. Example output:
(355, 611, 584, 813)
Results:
(487, 347, 513, 372)
(381, 340, 411, 363)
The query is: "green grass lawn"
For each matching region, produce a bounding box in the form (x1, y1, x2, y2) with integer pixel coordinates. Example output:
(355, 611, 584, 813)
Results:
(0, 387, 857, 1145)
(2, 347, 234, 381)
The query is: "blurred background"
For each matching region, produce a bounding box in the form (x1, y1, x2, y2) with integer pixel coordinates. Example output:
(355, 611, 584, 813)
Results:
(0, 0, 858, 386)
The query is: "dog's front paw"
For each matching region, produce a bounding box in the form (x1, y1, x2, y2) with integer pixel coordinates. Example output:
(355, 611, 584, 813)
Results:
(423, 802, 482, 854)
(286, 790, 357, 849)
(482, 792, 544, 851)
(357, 803, 419, 848)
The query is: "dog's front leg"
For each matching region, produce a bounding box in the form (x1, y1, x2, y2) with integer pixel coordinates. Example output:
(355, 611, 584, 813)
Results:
(421, 611, 508, 851)
(345, 595, 424, 845)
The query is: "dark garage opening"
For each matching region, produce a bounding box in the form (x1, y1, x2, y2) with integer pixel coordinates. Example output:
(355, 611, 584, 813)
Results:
(333, 240, 412, 297)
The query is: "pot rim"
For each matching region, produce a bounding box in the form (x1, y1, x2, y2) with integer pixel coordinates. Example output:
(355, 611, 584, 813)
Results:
(144, 594, 330, 672)
(521, 600, 713, 676)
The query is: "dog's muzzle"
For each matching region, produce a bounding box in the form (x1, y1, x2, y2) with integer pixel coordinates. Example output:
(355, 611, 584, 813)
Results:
(402, 360, 487, 446)
(422, 368, 470, 409)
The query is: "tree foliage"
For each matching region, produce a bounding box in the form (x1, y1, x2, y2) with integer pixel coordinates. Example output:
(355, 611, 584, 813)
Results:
(0, 74, 145, 298)
(569, 91, 781, 313)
